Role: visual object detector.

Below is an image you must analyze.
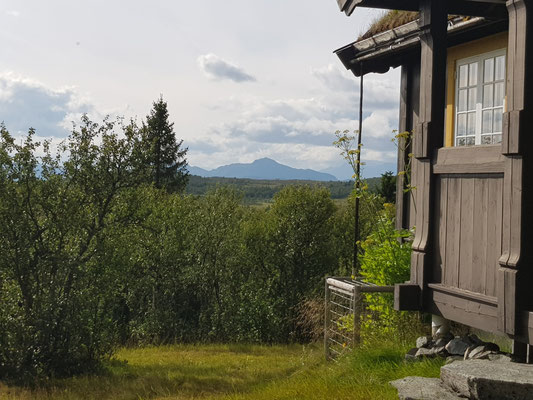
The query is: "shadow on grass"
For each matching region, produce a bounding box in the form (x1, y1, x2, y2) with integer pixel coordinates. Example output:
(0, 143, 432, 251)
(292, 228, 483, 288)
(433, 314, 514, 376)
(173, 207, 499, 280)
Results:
(1, 345, 313, 400)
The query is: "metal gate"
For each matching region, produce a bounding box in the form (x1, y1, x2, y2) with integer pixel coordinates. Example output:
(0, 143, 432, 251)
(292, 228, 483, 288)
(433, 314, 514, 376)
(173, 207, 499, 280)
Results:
(324, 277, 393, 359)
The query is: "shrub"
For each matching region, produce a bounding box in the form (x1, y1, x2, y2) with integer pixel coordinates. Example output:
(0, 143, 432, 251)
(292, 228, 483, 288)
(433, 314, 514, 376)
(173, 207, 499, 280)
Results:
(0, 118, 145, 381)
(359, 203, 413, 337)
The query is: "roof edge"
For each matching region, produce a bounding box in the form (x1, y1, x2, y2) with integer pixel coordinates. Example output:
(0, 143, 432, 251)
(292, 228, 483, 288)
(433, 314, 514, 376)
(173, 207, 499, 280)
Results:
(335, 16, 488, 76)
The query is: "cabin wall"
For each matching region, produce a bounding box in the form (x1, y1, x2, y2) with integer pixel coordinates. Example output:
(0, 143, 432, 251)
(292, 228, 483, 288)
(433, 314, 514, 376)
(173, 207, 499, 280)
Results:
(432, 173, 503, 298)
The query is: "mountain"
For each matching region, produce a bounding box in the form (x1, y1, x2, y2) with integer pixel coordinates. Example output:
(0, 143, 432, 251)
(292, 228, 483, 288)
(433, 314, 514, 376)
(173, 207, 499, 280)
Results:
(188, 158, 338, 181)
(187, 166, 210, 176)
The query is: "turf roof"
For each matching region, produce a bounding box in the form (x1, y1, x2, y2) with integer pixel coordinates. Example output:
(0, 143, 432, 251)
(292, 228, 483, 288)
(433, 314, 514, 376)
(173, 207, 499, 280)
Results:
(359, 10, 419, 40)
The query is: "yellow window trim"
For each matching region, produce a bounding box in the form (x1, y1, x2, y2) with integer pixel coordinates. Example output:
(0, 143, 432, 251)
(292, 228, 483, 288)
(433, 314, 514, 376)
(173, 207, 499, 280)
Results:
(445, 32, 508, 147)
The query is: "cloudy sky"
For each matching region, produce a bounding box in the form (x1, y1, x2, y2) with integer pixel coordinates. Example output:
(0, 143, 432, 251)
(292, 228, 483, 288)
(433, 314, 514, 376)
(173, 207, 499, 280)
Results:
(0, 1, 400, 180)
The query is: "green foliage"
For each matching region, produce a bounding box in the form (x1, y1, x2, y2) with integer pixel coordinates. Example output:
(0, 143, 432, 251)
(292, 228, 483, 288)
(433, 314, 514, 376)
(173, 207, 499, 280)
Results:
(267, 186, 336, 340)
(0, 117, 146, 381)
(0, 116, 417, 382)
(331, 192, 385, 275)
(140, 96, 189, 192)
(359, 204, 411, 285)
(359, 204, 412, 334)
(377, 171, 396, 203)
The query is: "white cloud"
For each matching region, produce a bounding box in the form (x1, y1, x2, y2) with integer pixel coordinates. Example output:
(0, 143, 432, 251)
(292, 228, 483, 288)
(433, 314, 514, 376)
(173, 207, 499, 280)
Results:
(362, 109, 398, 139)
(187, 61, 401, 176)
(0, 72, 99, 137)
(6, 10, 20, 17)
(187, 82, 400, 177)
(197, 53, 256, 83)
(310, 64, 356, 92)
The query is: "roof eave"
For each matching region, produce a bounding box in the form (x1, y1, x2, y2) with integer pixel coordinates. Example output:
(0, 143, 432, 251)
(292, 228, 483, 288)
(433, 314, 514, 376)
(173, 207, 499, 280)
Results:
(335, 16, 490, 77)
(337, 0, 507, 19)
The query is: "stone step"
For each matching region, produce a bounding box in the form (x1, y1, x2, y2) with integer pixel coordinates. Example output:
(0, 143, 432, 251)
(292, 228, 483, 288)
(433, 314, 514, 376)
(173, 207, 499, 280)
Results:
(390, 376, 464, 400)
(441, 359, 533, 400)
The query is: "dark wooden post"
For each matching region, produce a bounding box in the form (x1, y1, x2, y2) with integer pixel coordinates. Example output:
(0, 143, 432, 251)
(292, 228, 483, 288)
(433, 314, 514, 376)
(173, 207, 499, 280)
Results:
(396, 60, 420, 234)
(396, 65, 412, 232)
(499, 0, 533, 337)
(409, 0, 447, 306)
(512, 340, 533, 364)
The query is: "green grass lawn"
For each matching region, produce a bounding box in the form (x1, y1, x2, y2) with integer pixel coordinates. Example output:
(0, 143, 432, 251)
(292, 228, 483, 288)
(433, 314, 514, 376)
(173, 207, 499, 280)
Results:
(0, 341, 443, 400)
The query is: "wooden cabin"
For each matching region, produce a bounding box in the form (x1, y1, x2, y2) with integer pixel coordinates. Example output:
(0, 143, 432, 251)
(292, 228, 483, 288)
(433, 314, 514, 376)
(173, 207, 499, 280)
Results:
(333, 0, 533, 360)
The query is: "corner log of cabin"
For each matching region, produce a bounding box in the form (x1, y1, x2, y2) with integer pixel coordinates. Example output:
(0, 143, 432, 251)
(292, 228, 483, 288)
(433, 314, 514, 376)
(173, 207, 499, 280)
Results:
(409, 0, 447, 309)
(498, 0, 533, 337)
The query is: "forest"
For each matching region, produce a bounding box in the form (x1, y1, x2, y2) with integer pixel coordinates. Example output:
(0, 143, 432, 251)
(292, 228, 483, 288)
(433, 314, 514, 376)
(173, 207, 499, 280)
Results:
(185, 175, 382, 204)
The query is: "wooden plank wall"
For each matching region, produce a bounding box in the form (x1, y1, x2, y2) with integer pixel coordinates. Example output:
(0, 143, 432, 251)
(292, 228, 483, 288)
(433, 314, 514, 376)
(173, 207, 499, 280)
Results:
(433, 174, 503, 298)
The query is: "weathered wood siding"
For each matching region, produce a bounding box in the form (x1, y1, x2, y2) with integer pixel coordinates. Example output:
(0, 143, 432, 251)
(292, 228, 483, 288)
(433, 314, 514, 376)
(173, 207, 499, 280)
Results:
(433, 174, 503, 298)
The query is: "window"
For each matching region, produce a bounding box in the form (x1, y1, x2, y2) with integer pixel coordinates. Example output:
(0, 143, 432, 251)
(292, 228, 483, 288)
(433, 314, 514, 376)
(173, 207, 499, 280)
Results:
(455, 50, 506, 146)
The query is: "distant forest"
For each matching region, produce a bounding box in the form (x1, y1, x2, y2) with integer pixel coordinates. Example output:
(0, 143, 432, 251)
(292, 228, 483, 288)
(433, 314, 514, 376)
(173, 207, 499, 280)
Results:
(186, 175, 382, 204)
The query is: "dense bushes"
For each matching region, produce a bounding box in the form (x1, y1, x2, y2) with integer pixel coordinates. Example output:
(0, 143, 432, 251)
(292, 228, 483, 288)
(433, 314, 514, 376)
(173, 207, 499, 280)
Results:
(0, 118, 144, 380)
(359, 203, 412, 336)
(0, 119, 406, 381)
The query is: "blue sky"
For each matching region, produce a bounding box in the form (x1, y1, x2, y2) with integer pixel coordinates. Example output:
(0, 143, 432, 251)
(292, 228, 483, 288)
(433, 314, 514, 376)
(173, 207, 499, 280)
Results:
(0, 1, 400, 179)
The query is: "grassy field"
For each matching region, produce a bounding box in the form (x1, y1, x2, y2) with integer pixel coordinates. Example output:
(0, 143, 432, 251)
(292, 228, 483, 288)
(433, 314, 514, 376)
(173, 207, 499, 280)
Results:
(0, 341, 443, 400)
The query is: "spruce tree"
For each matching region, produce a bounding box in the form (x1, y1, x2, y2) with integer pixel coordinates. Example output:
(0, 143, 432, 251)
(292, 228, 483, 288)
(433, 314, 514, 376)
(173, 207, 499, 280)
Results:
(142, 96, 188, 191)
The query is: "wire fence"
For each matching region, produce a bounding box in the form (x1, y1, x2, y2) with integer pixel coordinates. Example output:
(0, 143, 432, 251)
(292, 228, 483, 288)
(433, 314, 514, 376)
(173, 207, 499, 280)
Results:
(324, 277, 394, 360)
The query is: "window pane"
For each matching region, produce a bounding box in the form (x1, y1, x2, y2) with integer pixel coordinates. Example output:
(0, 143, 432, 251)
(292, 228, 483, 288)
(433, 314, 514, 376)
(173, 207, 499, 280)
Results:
(458, 89, 468, 112)
(494, 82, 505, 107)
(484, 58, 494, 83)
(457, 137, 466, 146)
(494, 108, 503, 132)
(467, 112, 476, 135)
(495, 55, 506, 81)
(483, 84, 493, 108)
(482, 110, 493, 133)
(469, 62, 478, 86)
(468, 88, 477, 110)
(457, 113, 467, 136)
(459, 64, 468, 88)
(481, 135, 492, 145)
(493, 134, 502, 144)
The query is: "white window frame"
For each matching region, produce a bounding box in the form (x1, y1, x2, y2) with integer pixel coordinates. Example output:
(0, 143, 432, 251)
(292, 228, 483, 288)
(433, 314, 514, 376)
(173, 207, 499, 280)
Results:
(454, 48, 507, 147)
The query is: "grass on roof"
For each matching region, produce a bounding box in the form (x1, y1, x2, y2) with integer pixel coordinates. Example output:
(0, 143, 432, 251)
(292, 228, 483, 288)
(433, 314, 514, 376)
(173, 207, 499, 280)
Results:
(359, 10, 419, 40)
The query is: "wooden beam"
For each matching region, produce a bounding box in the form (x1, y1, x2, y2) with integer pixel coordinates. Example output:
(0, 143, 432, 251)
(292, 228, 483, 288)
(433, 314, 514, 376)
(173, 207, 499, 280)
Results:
(414, 0, 447, 159)
(394, 283, 422, 310)
(511, 340, 533, 364)
(396, 64, 412, 232)
(410, 0, 447, 303)
(342, 0, 418, 15)
(336, 0, 349, 12)
(340, 0, 507, 18)
(448, 0, 508, 19)
(498, 0, 533, 336)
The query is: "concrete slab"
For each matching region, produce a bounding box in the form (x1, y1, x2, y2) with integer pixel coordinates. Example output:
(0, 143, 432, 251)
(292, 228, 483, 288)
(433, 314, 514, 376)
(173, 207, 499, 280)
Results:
(390, 376, 464, 400)
(441, 360, 533, 400)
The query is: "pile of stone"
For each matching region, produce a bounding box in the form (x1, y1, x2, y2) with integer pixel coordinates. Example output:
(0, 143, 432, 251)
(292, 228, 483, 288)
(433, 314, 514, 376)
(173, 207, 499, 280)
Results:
(406, 333, 512, 363)
(392, 359, 533, 399)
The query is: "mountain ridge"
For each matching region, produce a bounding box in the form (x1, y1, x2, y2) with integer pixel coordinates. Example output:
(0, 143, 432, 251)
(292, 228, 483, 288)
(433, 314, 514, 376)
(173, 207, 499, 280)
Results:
(188, 158, 338, 181)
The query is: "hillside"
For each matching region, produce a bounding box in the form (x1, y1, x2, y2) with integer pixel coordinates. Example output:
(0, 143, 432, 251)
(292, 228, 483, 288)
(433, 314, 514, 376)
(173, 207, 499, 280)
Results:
(186, 175, 381, 204)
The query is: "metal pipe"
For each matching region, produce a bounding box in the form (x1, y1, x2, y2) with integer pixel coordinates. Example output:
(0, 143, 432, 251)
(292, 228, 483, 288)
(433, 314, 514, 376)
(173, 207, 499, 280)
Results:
(353, 65, 364, 276)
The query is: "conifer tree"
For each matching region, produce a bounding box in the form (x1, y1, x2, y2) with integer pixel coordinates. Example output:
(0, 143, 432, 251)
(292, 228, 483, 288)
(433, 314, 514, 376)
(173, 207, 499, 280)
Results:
(142, 96, 188, 191)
